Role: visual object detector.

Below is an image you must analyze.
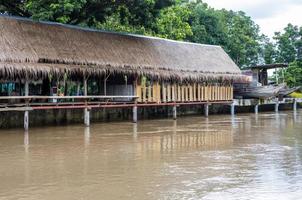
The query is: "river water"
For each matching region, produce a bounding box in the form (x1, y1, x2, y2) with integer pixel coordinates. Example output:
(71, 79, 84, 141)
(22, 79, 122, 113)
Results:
(1, 111, 302, 200)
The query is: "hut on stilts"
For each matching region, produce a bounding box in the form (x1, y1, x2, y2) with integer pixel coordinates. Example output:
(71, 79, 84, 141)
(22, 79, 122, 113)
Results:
(0, 15, 249, 129)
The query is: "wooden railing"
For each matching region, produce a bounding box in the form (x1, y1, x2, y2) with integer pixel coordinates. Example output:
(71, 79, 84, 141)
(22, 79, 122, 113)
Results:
(136, 83, 233, 103)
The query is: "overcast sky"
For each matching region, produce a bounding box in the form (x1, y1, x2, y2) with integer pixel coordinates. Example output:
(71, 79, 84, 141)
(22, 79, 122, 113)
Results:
(204, 0, 302, 38)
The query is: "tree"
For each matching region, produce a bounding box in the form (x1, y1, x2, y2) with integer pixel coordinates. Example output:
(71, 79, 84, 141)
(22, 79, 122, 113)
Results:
(218, 10, 262, 67)
(155, 4, 192, 40)
(188, 2, 227, 46)
(261, 36, 277, 64)
(274, 24, 300, 63)
(283, 61, 302, 87)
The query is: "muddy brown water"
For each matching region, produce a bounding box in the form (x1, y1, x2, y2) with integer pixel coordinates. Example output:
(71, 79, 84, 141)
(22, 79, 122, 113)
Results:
(1, 111, 302, 200)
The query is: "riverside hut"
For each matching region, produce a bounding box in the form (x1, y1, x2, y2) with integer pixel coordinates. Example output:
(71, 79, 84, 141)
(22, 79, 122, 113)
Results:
(0, 15, 249, 128)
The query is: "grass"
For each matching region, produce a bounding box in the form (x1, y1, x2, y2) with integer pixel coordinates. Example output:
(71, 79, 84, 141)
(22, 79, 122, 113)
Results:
(290, 92, 302, 98)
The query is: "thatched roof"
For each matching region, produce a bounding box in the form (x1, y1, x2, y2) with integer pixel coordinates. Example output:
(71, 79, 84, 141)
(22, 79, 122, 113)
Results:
(0, 15, 248, 83)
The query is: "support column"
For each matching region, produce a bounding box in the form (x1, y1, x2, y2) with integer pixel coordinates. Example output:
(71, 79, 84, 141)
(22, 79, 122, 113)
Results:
(231, 102, 235, 116)
(133, 105, 138, 123)
(204, 103, 209, 118)
(173, 105, 177, 120)
(275, 100, 279, 112)
(293, 98, 297, 112)
(24, 80, 29, 131)
(254, 104, 259, 114)
(83, 77, 90, 126)
(84, 108, 90, 126)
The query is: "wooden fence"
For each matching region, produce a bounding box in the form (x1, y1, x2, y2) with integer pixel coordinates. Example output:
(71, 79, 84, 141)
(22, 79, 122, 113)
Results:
(136, 82, 233, 103)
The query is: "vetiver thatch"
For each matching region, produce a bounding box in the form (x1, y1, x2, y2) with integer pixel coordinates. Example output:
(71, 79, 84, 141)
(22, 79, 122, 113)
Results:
(0, 15, 248, 82)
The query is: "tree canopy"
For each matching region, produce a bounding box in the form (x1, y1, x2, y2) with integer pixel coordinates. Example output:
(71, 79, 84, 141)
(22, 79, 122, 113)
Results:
(1, 0, 301, 87)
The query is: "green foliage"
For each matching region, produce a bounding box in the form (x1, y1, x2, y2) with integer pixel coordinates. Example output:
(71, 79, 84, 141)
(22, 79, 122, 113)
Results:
(155, 4, 192, 40)
(0, 0, 301, 76)
(274, 24, 301, 63)
(283, 61, 302, 87)
(260, 36, 277, 64)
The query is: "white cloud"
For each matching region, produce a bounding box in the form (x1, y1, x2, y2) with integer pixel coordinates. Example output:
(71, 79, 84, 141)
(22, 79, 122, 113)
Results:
(203, 0, 302, 37)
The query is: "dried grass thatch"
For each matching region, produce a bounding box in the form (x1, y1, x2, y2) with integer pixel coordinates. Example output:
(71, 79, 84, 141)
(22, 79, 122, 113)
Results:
(0, 15, 249, 83)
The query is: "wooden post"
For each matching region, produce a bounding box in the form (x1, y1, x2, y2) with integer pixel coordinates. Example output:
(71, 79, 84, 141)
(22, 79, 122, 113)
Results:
(84, 77, 90, 126)
(293, 98, 297, 111)
(24, 80, 29, 131)
(204, 104, 209, 117)
(173, 105, 177, 120)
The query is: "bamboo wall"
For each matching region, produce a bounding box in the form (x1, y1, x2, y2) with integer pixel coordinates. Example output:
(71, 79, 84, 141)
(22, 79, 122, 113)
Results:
(136, 82, 233, 103)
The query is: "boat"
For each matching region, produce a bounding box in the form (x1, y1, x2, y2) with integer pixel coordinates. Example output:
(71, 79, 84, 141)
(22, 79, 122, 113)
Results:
(279, 86, 300, 96)
(234, 84, 285, 99)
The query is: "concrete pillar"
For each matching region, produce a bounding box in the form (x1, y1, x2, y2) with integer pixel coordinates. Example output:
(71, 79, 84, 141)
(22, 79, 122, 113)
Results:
(173, 105, 177, 120)
(293, 99, 297, 112)
(83, 77, 90, 126)
(204, 104, 209, 117)
(24, 80, 29, 131)
(24, 110, 29, 131)
(133, 105, 138, 123)
(231, 102, 235, 116)
(254, 104, 259, 114)
(275, 101, 279, 112)
(84, 108, 90, 126)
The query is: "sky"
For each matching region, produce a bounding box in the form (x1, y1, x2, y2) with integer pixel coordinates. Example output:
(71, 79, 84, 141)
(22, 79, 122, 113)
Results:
(203, 0, 302, 38)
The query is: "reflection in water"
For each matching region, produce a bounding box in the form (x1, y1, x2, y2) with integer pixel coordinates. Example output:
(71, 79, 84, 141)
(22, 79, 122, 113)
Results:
(23, 131, 29, 185)
(133, 123, 138, 139)
(0, 111, 302, 200)
(84, 127, 90, 147)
